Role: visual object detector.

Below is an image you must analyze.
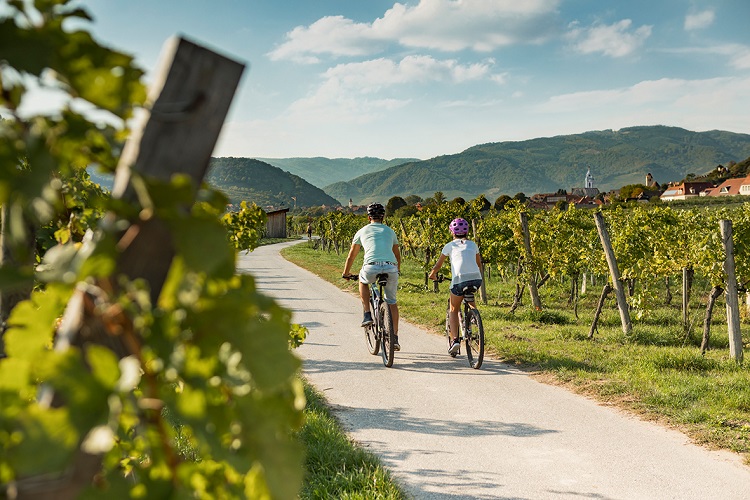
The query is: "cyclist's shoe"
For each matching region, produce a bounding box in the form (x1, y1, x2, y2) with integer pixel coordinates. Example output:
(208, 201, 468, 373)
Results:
(361, 311, 374, 327)
(448, 338, 461, 356)
(393, 336, 400, 351)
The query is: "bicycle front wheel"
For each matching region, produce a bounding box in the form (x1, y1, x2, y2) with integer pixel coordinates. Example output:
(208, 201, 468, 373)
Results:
(379, 302, 395, 367)
(464, 307, 484, 369)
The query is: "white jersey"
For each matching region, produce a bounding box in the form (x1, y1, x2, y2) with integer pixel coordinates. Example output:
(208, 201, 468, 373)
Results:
(440, 239, 482, 286)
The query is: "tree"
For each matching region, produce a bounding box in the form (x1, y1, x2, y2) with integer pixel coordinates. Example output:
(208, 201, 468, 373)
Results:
(394, 205, 418, 218)
(433, 191, 447, 205)
(471, 194, 491, 212)
(494, 195, 512, 211)
(618, 184, 649, 200)
(513, 192, 527, 203)
(386, 195, 407, 215)
(451, 197, 466, 205)
(405, 194, 423, 205)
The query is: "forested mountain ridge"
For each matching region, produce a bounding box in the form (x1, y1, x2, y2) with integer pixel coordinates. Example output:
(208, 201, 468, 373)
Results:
(207, 157, 341, 208)
(324, 126, 750, 205)
(253, 156, 419, 188)
(88, 158, 342, 208)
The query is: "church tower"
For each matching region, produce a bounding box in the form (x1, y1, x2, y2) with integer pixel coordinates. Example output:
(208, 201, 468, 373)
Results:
(585, 168, 594, 189)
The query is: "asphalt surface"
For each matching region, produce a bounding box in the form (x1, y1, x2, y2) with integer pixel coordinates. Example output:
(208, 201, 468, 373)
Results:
(238, 240, 750, 500)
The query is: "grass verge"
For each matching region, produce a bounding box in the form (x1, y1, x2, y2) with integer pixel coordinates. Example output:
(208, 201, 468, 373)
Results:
(282, 241, 750, 463)
(298, 380, 408, 499)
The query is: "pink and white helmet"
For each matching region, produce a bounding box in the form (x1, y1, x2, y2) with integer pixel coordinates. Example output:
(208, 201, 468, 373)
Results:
(449, 218, 469, 236)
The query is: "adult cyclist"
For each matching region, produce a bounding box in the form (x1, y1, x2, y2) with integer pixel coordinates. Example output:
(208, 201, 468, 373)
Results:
(342, 202, 402, 350)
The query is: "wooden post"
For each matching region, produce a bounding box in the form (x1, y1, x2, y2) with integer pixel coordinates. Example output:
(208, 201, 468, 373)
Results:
(112, 36, 245, 303)
(720, 220, 743, 363)
(23, 37, 245, 499)
(519, 212, 542, 310)
(472, 219, 487, 304)
(681, 267, 694, 333)
(594, 212, 632, 336)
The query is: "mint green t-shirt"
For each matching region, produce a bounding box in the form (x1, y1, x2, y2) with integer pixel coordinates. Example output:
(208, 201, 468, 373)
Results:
(352, 222, 398, 264)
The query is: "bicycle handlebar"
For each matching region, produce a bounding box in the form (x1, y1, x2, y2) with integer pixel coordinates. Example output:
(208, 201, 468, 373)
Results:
(342, 273, 359, 281)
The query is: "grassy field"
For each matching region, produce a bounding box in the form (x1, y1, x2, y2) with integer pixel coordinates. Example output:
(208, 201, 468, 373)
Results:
(282, 240, 750, 463)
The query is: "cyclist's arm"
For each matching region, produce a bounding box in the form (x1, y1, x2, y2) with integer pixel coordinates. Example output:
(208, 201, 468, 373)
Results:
(475, 251, 482, 268)
(429, 253, 448, 280)
(343, 243, 361, 277)
(392, 244, 401, 273)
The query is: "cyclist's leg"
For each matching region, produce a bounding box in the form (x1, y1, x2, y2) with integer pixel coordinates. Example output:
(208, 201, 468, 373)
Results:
(358, 267, 376, 326)
(389, 303, 399, 334)
(449, 292, 462, 339)
(359, 281, 371, 312)
(382, 269, 399, 335)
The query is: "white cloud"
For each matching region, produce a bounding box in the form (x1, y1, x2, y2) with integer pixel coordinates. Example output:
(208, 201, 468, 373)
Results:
(284, 55, 496, 121)
(267, 15, 385, 63)
(567, 19, 652, 58)
(536, 76, 750, 134)
(660, 43, 750, 70)
(684, 9, 715, 31)
(268, 0, 560, 62)
(322, 55, 493, 92)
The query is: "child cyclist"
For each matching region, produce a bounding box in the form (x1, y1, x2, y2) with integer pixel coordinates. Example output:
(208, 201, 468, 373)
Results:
(428, 218, 483, 355)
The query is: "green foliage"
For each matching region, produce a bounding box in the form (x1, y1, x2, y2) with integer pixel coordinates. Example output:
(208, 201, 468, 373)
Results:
(385, 195, 407, 215)
(310, 200, 750, 324)
(222, 201, 267, 251)
(494, 194, 512, 211)
(0, 2, 304, 498)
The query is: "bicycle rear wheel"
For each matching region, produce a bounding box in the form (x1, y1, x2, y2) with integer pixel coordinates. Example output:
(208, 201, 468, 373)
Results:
(464, 307, 484, 369)
(364, 325, 380, 355)
(379, 302, 395, 367)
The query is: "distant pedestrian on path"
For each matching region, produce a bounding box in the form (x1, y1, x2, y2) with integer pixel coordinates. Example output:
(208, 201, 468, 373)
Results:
(306, 222, 312, 240)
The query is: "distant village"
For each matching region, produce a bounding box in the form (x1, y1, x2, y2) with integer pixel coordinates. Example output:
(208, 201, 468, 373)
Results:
(228, 165, 750, 217)
(336, 167, 750, 213)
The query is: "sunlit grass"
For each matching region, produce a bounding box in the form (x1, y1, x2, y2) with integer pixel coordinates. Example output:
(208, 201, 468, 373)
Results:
(283, 242, 750, 462)
(297, 381, 408, 499)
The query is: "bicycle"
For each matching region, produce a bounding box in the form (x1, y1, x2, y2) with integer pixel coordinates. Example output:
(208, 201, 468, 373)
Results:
(343, 273, 396, 367)
(435, 274, 485, 369)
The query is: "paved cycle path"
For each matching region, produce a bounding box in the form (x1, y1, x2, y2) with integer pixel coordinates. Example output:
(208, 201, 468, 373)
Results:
(238, 240, 750, 500)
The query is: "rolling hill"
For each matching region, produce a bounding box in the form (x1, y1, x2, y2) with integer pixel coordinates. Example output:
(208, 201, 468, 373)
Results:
(87, 158, 341, 208)
(252, 156, 419, 188)
(324, 126, 750, 205)
(207, 157, 341, 208)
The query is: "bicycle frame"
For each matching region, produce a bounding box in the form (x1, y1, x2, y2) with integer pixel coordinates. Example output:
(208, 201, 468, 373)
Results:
(440, 276, 485, 369)
(345, 273, 395, 367)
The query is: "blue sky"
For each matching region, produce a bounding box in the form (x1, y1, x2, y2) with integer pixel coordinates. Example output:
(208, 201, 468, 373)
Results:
(81, 0, 749, 160)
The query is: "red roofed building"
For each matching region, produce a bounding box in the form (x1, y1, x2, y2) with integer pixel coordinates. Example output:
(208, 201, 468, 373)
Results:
(706, 175, 750, 197)
(660, 181, 714, 201)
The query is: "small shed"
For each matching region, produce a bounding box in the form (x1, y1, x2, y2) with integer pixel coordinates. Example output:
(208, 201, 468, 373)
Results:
(264, 207, 289, 238)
